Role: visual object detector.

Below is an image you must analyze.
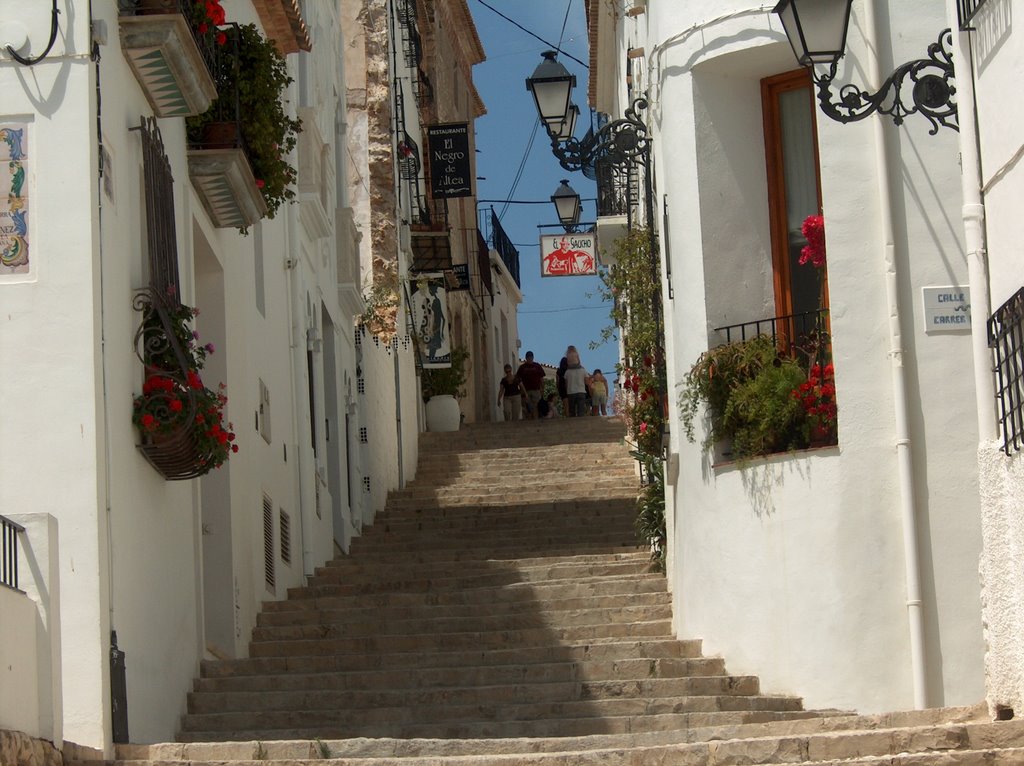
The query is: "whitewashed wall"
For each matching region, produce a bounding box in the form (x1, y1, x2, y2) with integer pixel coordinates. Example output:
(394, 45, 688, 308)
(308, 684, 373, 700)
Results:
(637, 0, 985, 712)
(965, 0, 1024, 717)
(0, 0, 366, 751)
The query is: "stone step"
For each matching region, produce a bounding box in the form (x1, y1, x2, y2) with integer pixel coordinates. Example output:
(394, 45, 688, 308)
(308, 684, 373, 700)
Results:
(193, 656, 728, 694)
(343, 540, 641, 559)
(248, 618, 674, 655)
(172, 710, 826, 743)
(307, 557, 652, 585)
(87, 711, 1024, 766)
(251, 603, 673, 640)
(178, 693, 805, 736)
(318, 549, 652, 570)
(256, 591, 671, 626)
(286, 571, 660, 600)
(186, 675, 767, 715)
(264, 573, 669, 612)
(200, 638, 706, 678)
(102, 705, 992, 762)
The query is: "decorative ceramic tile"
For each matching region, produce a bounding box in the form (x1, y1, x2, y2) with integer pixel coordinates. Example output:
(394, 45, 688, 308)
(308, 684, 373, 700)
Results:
(0, 123, 29, 275)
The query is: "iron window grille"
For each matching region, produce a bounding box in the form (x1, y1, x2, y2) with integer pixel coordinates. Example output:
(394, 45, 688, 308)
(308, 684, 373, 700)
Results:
(958, 0, 991, 30)
(1, 515, 24, 591)
(988, 286, 1024, 455)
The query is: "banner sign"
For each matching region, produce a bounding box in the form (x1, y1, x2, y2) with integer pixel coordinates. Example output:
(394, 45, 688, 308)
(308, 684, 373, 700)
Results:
(426, 123, 473, 199)
(410, 273, 452, 368)
(540, 232, 597, 277)
(451, 263, 470, 291)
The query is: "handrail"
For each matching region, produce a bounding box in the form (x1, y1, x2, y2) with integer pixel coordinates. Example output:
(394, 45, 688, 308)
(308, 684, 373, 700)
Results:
(1, 514, 25, 590)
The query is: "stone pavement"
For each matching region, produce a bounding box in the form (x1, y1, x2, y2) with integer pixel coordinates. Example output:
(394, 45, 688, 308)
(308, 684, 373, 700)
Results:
(61, 417, 1024, 765)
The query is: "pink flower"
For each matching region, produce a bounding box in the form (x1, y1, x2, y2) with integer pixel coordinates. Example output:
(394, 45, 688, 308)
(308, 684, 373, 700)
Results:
(640, 422, 648, 434)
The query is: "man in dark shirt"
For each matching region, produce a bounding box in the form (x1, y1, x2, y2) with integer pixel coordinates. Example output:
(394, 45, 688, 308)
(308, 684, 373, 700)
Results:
(515, 351, 547, 419)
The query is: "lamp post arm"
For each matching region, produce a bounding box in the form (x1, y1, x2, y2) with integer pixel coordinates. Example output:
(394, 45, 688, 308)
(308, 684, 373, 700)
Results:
(813, 29, 958, 135)
(550, 97, 652, 173)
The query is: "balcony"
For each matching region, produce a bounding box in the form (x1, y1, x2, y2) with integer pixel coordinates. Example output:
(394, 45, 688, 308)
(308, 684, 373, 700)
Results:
(594, 160, 633, 266)
(118, 0, 218, 118)
(297, 108, 333, 240)
(187, 123, 267, 230)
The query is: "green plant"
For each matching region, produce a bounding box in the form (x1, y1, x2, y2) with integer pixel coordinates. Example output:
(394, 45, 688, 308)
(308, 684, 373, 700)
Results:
(594, 227, 667, 455)
(632, 450, 666, 570)
(679, 334, 816, 459)
(359, 280, 400, 343)
(314, 739, 331, 759)
(187, 23, 301, 222)
(421, 346, 470, 399)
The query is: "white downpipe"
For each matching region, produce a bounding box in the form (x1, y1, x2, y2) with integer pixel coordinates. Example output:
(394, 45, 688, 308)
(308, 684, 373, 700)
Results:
(286, 214, 315, 577)
(863, 0, 928, 708)
(946, 6, 996, 442)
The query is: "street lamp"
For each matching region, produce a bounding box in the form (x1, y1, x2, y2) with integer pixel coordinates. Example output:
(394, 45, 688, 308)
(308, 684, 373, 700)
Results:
(551, 179, 581, 232)
(773, 0, 958, 134)
(549, 103, 580, 143)
(525, 51, 576, 131)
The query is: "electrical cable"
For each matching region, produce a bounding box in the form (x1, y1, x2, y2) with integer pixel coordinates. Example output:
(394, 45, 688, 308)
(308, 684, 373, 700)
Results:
(472, 0, 589, 69)
(497, 120, 539, 221)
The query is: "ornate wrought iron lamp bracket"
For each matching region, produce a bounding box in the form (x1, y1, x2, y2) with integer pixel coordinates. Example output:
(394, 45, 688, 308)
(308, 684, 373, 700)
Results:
(813, 29, 958, 135)
(550, 97, 651, 174)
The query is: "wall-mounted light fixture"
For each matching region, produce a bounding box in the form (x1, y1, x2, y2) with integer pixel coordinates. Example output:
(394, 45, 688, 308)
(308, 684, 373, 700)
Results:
(773, 0, 958, 134)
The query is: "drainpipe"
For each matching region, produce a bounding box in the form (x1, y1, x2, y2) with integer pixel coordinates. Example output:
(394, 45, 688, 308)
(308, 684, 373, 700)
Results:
(946, 4, 996, 442)
(285, 213, 315, 577)
(864, 0, 927, 709)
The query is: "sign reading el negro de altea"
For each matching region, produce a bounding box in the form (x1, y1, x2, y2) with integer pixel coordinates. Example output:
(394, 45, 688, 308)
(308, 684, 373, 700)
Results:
(427, 123, 473, 198)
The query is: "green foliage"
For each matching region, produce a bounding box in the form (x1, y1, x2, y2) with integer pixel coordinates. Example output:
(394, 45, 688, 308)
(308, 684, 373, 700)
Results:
(421, 346, 471, 399)
(725, 359, 809, 457)
(679, 334, 814, 459)
(599, 228, 667, 452)
(632, 450, 666, 570)
(187, 23, 301, 223)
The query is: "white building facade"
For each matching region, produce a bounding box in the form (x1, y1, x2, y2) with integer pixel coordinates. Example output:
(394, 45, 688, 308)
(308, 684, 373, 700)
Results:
(589, 0, 991, 714)
(0, 0, 428, 753)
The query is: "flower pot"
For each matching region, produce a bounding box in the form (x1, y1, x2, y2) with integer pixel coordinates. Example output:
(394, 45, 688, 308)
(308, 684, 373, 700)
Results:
(809, 423, 836, 448)
(135, 0, 179, 15)
(199, 121, 242, 150)
(425, 394, 461, 432)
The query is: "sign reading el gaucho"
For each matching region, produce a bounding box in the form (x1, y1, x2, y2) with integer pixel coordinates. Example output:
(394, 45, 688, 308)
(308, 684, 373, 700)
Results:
(426, 123, 473, 199)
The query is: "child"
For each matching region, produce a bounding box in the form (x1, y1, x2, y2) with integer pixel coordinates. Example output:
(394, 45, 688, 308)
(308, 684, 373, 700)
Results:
(589, 369, 609, 416)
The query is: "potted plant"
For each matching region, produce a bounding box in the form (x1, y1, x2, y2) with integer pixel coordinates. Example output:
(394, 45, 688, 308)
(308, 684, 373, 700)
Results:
(680, 334, 811, 460)
(186, 22, 301, 223)
(421, 345, 470, 432)
(133, 296, 237, 477)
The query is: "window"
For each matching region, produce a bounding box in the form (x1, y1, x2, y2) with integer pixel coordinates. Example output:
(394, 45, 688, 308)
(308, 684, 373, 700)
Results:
(761, 69, 826, 326)
(263, 494, 275, 592)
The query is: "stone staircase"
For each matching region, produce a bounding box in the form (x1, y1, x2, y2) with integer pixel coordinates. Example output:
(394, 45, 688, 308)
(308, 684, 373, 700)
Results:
(71, 417, 1024, 765)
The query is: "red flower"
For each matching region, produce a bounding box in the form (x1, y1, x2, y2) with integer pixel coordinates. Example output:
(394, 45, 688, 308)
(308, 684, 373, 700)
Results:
(215, 31, 227, 46)
(231, 444, 239, 453)
(187, 371, 203, 389)
(169, 399, 183, 412)
(256, 179, 266, 189)
(197, 21, 209, 34)
(140, 414, 156, 429)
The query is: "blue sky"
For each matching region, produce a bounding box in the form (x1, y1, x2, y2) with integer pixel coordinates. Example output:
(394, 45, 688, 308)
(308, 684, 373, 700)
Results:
(467, 0, 619, 381)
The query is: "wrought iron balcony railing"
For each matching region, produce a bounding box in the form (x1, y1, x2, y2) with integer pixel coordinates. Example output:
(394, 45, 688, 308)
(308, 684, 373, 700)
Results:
(715, 309, 830, 368)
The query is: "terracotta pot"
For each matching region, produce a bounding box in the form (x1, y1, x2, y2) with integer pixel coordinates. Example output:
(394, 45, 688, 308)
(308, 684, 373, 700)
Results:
(134, 0, 180, 16)
(199, 121, 241, 150)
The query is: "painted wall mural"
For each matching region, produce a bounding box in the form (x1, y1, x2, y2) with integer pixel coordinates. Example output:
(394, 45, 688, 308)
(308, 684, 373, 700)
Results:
(0, 123, 29, 275)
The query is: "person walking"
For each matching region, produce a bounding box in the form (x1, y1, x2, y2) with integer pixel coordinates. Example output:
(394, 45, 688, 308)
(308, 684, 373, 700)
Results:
(563, 346, 590, 418)
(515, 351, 546, 419)
(589, 368, 609, 416)
(556, 356, 569, 417)
(497, 364, 526, 421)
